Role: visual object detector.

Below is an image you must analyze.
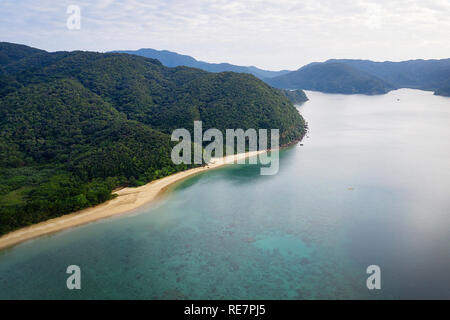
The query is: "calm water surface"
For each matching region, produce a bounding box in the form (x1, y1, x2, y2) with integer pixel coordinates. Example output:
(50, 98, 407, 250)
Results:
(1, 89, 449, 299)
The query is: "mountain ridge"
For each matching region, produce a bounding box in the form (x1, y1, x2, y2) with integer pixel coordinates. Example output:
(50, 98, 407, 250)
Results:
(266, 62, 396, 95)
(324, 58, 450, 94)
(115, 47, 450, 96)
(111, 48, 291, 79)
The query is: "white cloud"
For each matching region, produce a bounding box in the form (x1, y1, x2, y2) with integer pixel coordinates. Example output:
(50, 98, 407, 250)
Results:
(0, 0, 449, 69)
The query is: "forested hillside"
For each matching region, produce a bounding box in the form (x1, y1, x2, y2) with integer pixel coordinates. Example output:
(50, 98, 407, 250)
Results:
(269, 58, 450, 96)
(278, 89, 309, 104)
(0, 42, 306, 235)
(326, 58, 450, 95)
(434, 86, 450, 97)
(115, 49, 450, 96)
(267, 62, 395, 95)
(111, 48, 290, 79)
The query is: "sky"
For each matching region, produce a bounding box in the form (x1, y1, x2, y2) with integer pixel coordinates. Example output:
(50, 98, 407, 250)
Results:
(0, 0, 449, 70)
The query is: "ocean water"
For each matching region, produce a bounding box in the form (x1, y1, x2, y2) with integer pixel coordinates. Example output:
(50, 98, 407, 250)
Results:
(0, 89, 449, 299)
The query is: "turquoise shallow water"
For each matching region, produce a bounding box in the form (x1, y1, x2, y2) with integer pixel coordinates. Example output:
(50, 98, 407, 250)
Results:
(0, 89, 449, 299)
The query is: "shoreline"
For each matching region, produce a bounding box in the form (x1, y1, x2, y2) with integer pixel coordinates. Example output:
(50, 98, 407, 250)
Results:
(0, 150, 267, 251)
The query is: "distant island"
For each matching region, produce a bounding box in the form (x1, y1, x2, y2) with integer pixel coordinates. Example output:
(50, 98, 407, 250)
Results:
(434, 86, 450, 97)
(0, 42, 306, 236)
(324, 58, 450, 96)
(278, 89, 309, 104)
(267, 62, 395, 95)
(267, 59, 450, 96)
(116, 48, 450, 96)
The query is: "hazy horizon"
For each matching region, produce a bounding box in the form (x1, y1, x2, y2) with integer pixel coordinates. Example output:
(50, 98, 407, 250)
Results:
(4, 41, 450, 73)
(1, 0, 449, 70)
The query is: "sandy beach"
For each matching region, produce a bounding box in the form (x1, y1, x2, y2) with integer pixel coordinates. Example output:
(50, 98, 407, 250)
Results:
(0, 151, 266, 251)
